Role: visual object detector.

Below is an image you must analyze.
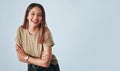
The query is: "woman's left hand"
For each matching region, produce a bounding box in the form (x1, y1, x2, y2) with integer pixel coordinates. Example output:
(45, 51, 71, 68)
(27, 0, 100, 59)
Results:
(16, 43, 28, 63)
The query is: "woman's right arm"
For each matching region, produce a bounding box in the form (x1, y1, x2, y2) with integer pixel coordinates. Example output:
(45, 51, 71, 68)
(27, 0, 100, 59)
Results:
(16, 43, 52, 68)
(16, 43, 28, 63)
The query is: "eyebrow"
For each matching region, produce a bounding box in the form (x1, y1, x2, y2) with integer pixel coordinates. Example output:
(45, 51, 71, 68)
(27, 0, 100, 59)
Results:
(30, 11, 42, 14)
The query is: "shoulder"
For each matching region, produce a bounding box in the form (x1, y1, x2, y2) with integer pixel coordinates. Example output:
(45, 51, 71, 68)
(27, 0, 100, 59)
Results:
(45, 27, 52, 36)
(17, 25, 26, 33)
(44, 27, 53, 40)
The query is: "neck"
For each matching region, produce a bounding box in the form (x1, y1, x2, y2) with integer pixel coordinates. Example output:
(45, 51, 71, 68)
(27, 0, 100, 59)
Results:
(28, 26, 39, 35)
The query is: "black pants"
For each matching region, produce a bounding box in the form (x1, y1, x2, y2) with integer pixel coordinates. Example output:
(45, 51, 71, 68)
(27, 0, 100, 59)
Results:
(28, 63, 60, 71)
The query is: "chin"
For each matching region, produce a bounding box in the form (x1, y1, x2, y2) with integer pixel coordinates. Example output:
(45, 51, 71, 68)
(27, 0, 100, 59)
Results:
(32, 23, 40, 27)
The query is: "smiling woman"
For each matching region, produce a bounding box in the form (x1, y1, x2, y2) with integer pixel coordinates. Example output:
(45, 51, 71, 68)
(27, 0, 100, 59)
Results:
(15, 3, 60, 71)
(27, 6, 42, 31)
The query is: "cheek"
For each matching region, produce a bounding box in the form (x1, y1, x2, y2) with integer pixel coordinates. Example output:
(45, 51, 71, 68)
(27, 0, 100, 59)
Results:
(27, 16, 32, 20)
(38, 17, 42, 21)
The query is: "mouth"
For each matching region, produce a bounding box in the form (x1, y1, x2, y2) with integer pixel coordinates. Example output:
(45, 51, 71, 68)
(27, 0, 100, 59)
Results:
(32, 20, 39, 24)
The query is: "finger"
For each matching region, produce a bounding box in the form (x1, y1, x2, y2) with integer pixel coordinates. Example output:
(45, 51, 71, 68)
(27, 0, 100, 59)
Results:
(16, 45, 20, 50)
(16, 48, 19, 53)
(16, 43, 22, 47)
(17, 45, 24, 52)
(16, 44, 21, 48)
(16, 46, 21, 53)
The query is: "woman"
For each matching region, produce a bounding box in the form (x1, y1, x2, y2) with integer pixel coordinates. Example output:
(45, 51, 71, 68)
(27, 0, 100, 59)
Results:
(15, 3, 60, 71)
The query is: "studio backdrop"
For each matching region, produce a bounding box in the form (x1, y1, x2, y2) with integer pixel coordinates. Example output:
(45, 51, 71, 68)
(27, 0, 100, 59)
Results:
(0, 0, 120, 71)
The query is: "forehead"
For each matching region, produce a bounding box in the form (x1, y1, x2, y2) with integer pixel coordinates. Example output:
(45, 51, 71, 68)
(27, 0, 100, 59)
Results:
(29, 6, 42, 13)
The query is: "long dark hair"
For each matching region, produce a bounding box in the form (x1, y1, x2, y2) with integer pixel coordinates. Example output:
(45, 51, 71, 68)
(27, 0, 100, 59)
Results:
(22, 3, 46, 44)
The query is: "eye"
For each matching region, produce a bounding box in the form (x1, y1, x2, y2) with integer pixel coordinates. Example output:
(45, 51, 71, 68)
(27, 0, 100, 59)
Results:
(38, 14, 42, 16)
(31, 13, 35, 15)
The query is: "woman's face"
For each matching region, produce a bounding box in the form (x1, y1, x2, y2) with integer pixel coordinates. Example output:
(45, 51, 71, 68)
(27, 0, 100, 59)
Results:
(27, 6, 42, 28)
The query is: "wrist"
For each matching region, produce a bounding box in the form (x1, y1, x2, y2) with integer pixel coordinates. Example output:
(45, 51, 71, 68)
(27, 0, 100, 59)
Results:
(25, 55, 29, 63)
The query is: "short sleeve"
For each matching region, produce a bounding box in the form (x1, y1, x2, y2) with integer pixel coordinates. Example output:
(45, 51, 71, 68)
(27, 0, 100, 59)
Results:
(15, 26, 22, 45)
(44, 27, 54, 47)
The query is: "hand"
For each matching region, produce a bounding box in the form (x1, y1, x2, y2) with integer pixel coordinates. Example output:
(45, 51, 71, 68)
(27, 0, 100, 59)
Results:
(16, 43, 28, 63)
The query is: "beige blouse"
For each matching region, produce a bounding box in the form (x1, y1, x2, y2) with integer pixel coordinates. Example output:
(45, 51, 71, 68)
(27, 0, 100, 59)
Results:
(15, 26, 58, 65)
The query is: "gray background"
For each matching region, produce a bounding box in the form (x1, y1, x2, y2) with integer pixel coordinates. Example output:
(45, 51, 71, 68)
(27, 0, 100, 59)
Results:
(0, 0, 120, 71)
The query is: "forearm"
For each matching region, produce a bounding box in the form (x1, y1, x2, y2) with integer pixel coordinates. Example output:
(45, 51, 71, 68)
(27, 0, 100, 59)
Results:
(28, 54, 52, 68)
(16, 44, 29, 63)
(27, 45, 52, 68)
(16, 43, 52, 68)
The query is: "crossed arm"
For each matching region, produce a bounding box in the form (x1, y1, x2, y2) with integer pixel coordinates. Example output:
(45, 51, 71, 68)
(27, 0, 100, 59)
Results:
(16, 43, 52, 68)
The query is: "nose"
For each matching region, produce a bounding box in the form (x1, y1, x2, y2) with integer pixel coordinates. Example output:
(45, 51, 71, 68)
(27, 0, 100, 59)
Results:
(33, 14, 38, 20)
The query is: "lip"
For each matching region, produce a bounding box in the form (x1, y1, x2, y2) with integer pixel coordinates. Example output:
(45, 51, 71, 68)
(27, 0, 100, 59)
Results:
(32, 20, 39, 24)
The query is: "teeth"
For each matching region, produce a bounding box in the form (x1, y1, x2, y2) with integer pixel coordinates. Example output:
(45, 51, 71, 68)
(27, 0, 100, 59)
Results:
(32, 21, 37, 23)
